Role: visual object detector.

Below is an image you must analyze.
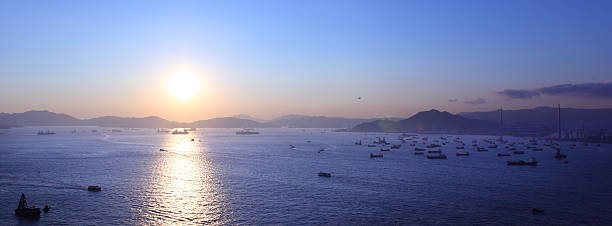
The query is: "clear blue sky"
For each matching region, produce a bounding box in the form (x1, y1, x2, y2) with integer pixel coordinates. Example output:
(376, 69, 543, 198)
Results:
(1, 0, 611, 121)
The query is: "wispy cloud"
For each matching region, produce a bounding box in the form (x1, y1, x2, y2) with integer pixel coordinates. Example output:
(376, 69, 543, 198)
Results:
(497, 81, 612, 99)
(497, 89, 540, 99)
(448, 97, 486, 104)
(463, 97, 486, 104)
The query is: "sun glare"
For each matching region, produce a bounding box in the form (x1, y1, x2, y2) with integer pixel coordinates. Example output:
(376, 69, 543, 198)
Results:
(168, 72, 200, 100)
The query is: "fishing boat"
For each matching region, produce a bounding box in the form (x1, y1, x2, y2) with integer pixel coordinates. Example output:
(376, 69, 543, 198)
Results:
(427, 154, 447, 159)
(37, 130, 55, 135)
(236, 128, 259, 135)
(172, 129, 188, 135)
(14, 194, 40, 219)
(370, 153, 383, 158)
(87, 185, 102, 192)
(318, 172, 331, 177)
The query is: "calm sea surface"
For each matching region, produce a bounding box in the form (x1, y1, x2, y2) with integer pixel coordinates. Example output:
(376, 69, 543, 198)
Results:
(1, 127, 611, 225)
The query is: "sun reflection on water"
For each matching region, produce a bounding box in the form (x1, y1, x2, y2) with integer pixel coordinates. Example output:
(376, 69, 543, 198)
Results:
(140, 133, 228, 225)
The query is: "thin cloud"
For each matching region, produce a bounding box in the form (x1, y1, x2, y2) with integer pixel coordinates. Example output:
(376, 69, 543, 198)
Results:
(497, 89, 540, 99)
(463, 97, 486, 104)
(448, 97, 486, 104)
(497, 81, 612, 99)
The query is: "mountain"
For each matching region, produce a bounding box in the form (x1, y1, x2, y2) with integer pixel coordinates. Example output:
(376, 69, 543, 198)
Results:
(0, 110, 80, 127)
(232, 114, 267, 123)
(190, 117, 270, 128)
(351, 109, 496, 133)
(460, 107, 612, 129)
(83, 116, 185, 128)
(269, 114, 376, 128)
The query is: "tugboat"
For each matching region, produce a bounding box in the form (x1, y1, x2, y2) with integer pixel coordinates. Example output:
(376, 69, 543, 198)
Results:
(14, 194, 41, 219)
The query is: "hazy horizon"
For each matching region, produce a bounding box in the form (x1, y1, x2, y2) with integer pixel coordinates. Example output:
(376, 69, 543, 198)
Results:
(2, 0, 612, 121)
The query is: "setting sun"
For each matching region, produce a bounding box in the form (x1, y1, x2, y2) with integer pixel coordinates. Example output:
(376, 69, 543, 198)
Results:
(168, 72, 200, 100)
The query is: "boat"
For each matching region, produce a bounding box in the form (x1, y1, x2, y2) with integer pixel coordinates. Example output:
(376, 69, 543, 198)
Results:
(415, 147, 426, 151)
(355, 140, 362, 145)
(159, 148, 165, 152)
(370, 153, 383, 158)
(414, 152, 424, 155)
(488, 144, 498, 148)
(456, 152, 469, 156)
(14, 194, 40, 219)
(428, 150, 441, 154)
(426, 144, 441, 148)
(43, 203, 50, 212)
(318, 172, 331, 177)
(111, 129, 122, 132)
(368, 144, 376, 147)
(513, 151, 525, 154)
(456, 146, 464, 149)
(87, 185, 102, 192)
(555, 153, 567, 159)
(497, 153, 511, 157)
(531, 208, 545, 214)
(380, 148, 390, 152)
(289, 145, 296, 149)
(477, 147, 488, 152)
(157, 128, 170, 133)
(172, 129, 188, 135)
(507, 158, 538, 166)
(391, 144, 401, 149)
(236, 128, 259, 135)
(37, 130, 55, 135)
(186, 128, 197, 131)
(427, 154, 447, 159)
(532, 148, 543, 151)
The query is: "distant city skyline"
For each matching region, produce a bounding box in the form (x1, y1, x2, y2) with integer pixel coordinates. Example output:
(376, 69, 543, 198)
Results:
(1, 0, 612, 121)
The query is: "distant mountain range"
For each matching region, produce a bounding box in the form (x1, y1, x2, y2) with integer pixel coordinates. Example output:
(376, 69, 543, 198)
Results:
(0, 110, 379, 129)
(460, 107, 612, 130)
(350, 109, 497, 133)
(1, 107, 611, 133)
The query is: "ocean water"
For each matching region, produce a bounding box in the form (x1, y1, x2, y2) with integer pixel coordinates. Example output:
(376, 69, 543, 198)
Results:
(1, 127, 611, 225)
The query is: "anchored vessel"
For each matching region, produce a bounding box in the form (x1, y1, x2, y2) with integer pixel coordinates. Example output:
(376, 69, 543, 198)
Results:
(236, 128, 259, 135)
(15, 194, 41, 219)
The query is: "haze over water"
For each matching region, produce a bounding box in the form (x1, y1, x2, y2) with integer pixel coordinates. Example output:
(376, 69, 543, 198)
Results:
(1, 127, 611, 225)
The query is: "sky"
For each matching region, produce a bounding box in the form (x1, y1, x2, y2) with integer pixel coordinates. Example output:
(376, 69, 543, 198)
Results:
(1, 0, 611, 122)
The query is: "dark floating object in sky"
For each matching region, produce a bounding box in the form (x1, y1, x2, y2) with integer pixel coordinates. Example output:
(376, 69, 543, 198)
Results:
(88, 185, 102, 192)
(318, 172, 331, 177)
(15, 193, 41, 219)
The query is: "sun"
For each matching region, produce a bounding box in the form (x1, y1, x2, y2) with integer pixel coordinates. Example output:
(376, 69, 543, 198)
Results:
(168, 72, 200, 100)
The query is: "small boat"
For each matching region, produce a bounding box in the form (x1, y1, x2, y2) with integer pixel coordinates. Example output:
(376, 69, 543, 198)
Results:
(426, 144, 441, 148)
(368, 144, 376, 147)
(111, 129, 122, 132)
(509, 148, 517, 151)
(456, 146, 464, 149)
(513, 151, 525, 154)
(354, 140, 362, 145)
(427, 154, 447, 159)
(91, 129, 98, 133)
(14, 194, 40, 219)
(43, 203, 50, 212)
(428, 150, 441, 154)
(289, 145, 296, 149)
(415, 147, 426, 151)
(531, 208, 545, 214)
(390, 145, 401, 149)
(87, 185, 102, 192)
(477, 147, 488, 152)
(380, 148, 390, 152)
(456, 152, 469, 156)
(370, 153, 383, 158)
(507, 158, 538, 166)
(236, 129, 259, 135)
(172, 129, 188, 135)
(318, 172, 331, 177)
(414, 152, 424, 155)
(488, 144, 498, 148)
(159, 148, 165, 152)
(317, 149, 325, 153)
(533, 148, 543, 151)
(555, 153, 567, 159)
(190, 138, 195, 141)
(37, 130, 56, 135)
(497, 153, 511, 157)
